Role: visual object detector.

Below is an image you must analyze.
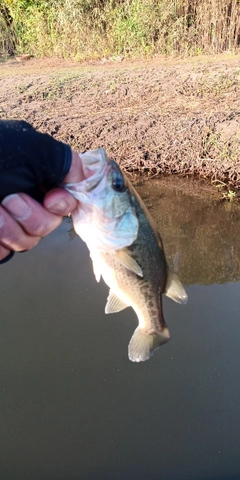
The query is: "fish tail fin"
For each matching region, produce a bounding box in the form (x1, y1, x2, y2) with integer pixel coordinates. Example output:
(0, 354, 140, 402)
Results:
(128, 327, 170, 363)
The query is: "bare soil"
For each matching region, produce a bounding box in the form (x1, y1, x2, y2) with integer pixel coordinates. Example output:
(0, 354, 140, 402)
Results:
(1, 54, 240, 192)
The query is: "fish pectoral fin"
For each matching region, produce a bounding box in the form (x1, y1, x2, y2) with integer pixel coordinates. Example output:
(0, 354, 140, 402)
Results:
(114, 249, 143, 277)
(128, 327, 170, 363)
(164, 268, 188, 304)
(105, 290, 129, 314)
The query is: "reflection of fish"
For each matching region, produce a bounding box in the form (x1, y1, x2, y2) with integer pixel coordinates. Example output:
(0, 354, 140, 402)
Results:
(65, 149, 187, 362)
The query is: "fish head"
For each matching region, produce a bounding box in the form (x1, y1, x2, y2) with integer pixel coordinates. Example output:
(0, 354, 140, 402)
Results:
(102, 159, 132, 219)
(65, 148, 139, 252)
(89, 158, 139, 251)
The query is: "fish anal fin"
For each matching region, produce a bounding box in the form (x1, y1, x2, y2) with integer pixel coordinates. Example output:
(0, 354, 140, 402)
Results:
(105, 290, 129, 314)
(128, 327, 170, 362)
(114, 249, 143, 277)
(165, 268, 188, 304)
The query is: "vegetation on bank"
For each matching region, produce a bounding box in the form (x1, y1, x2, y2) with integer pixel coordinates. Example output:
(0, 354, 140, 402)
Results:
(1, 0, 240, 60)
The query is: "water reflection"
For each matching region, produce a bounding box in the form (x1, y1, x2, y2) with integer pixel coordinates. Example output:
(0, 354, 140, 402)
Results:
(136, 177, 240, 285)
(1, 177, 240, 480)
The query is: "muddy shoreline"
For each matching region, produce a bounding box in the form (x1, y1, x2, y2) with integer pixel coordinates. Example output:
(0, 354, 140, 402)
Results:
(1, 55, 240, 194)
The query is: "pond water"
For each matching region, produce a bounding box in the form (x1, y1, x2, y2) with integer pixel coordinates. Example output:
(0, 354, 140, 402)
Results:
(1, 177, 240, 480)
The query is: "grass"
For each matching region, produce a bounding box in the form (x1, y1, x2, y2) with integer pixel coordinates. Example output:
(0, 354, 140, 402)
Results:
(1, 0, 240, 60)
(14, 72, 85, 101)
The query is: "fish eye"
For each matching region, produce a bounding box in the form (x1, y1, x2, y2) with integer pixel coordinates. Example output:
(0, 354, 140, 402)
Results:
(112, 176, 125, 192)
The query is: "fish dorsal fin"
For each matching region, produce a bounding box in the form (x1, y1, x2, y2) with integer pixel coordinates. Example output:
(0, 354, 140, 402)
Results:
(164, 268, 188, 304)
(114, 249, 143, 277)
(105, 290, 129, 314)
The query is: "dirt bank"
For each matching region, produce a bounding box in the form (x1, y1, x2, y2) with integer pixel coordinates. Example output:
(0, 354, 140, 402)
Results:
(1, 54, 240, 193)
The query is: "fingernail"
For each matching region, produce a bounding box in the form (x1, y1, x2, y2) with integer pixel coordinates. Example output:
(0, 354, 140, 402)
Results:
(2, 194, 31, 221)
(46, 199, 69, 214)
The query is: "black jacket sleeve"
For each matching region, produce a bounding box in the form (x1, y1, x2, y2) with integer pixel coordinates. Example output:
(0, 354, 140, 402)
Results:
(0, 120, 72, 202)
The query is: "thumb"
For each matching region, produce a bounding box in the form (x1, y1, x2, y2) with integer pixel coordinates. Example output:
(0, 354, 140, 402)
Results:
(44, 150, 84, 215)
(44, 188, 78, 216)
(63, 150, 85, 183)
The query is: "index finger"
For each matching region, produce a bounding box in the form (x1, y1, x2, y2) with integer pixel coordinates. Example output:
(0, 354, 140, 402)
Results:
(2, 193, 62, 237)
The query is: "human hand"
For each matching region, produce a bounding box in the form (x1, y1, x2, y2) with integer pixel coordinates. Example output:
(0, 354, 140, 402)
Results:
(0, 151, 83, 262)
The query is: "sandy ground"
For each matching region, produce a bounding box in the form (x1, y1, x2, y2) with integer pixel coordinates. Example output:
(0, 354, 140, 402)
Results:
(1, 54, 240, 192)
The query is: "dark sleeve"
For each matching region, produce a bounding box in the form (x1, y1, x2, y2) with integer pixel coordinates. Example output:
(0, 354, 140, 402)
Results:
(0, 120, 72, 202)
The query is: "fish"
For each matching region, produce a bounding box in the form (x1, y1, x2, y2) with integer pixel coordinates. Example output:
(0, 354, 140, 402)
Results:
(64, 148, 187, 362)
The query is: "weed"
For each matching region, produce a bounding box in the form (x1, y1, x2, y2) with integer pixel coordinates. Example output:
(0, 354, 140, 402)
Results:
(212, 180, 237, 202)
(222, 190, 236, 202)
(202, 132, 219, 156)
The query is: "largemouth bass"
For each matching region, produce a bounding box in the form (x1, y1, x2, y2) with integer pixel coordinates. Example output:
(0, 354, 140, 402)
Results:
(64, 148, 187, 362)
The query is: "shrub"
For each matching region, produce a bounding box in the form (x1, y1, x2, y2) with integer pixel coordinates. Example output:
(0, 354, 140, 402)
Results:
(0, 0, 240, 59)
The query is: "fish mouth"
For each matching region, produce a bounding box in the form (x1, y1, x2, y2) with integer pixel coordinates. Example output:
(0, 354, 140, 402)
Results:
(84, 156, 126, 200)
(84, 153, 124, 192)
(84, 155, 110, 192)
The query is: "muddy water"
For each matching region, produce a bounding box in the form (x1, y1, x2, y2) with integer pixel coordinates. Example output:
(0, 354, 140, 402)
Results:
(1, 178, 240, 480)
